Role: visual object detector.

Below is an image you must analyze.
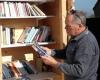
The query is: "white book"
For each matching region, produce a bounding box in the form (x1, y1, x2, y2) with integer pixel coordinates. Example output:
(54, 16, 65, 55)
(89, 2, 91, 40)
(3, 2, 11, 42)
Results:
(15, 2, 20, 16)
(24, 3, 31, 16)
(32, 5, 41, 16)
(8, 2, 16, 17)
(21, 2, 27, 16)
(5, 27, 11, 44)
(23, 3, 28, 16)
(0, 25, 3, 45)
(2, 27, 7, 45)
(13, 60, 28, 76)
(17, 2, 25, 16)
(0, 2, 5, 17)
(3, 2, 10, 17)
(26, 3, 37, 16)
(0, 3, 2, 16)
(33, 4, 46, 16)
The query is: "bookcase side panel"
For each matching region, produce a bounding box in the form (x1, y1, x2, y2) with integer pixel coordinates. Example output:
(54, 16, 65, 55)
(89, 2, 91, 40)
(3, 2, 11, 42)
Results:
(0, 48, 2, 80)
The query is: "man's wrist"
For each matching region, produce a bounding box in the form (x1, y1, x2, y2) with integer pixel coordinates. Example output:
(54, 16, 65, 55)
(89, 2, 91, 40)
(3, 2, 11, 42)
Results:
(54, 61, 61, 68)
(57, 62, 62, 67)
(51, 49, 56, 56)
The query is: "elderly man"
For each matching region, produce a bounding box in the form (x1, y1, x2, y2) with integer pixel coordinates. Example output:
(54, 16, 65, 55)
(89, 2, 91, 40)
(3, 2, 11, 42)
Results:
(41, 10, 100, 80)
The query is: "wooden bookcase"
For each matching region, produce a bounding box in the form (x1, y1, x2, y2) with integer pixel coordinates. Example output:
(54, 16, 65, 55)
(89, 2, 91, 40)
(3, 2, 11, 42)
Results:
(0, 0, 67, 80)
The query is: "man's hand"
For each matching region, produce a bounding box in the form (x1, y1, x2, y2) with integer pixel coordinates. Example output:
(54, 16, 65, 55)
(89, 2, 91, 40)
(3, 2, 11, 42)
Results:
(41, 55, 60, 68)
(41, 47, 52, 56)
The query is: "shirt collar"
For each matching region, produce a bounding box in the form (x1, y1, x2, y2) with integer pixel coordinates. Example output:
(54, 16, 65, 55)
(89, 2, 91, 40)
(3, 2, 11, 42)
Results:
(71, 28, 89, 41)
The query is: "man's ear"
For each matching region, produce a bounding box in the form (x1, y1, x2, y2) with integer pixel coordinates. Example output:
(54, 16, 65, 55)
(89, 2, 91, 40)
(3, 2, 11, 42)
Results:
(77, 24, 83, 31)
(78, 23, 83, 28)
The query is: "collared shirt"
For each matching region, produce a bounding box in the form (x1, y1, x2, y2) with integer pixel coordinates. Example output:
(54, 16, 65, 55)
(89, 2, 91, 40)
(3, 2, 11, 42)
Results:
(53, 28, 100, 80)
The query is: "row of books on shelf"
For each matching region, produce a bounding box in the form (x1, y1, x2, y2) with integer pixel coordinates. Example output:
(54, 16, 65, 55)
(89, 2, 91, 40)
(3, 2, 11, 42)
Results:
(0, 25, 52, 45)
(2, 60, 53, 80)
(0, 2, 46, 17)
(2, 60, 37, 79)
(0, 0, 52, 2)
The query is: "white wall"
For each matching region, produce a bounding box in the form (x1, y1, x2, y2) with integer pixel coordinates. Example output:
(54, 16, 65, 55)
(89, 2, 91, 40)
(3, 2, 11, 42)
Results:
(74, 0, 97, 18)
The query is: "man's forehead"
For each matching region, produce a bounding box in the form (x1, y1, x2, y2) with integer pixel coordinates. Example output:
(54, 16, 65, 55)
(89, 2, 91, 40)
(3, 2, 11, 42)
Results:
(65, 15, 74, 22)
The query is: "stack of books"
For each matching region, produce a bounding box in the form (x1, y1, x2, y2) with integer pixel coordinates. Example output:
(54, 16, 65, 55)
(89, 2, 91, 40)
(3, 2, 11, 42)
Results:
(0, 25, 51, 45)
(17, 26, 51, 43)
(2, 60, 37, 79)
(0, 2, 46, 17)
(2, 60, 55, 80)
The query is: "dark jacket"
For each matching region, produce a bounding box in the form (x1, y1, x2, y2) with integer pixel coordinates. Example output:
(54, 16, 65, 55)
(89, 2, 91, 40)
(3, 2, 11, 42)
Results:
(53, 29, 100, 80)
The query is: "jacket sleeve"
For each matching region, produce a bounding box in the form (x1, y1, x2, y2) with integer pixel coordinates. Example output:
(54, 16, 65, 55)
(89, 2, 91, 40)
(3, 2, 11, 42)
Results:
(58, 41, 97, 78)
(52, 47, 67, 59)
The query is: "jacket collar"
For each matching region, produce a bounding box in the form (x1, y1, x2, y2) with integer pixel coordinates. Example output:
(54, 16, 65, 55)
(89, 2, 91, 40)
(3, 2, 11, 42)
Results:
(71, 28, 89, 41)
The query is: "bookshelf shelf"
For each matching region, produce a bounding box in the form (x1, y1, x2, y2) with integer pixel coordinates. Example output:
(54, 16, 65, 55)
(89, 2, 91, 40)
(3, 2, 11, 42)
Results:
(3, 72, 58, 80)
(0, 0, 54, 3)
(0, 16, 53, 20)
(1, 42, 56, 48)
(21, 72, 58, 80)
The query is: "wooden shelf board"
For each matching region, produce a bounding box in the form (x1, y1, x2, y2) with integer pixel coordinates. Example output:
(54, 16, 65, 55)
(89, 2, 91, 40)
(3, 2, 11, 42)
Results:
(1, 42, 56, 48)
(0, 16, 53, 20)
(0, 0, 54, 3)
(3, 72, 57, 80)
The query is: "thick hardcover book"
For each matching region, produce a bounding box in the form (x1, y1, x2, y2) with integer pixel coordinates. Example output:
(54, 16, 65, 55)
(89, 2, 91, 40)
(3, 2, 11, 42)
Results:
(32, 41, 48, 56)
(17, 27, 31, 43)
(24, 27, 35, 43)
(2, 64, 12, 79)
(13, 60, 28, 76)
(8, 62, 20, 78)
(20, 60, 37, 74)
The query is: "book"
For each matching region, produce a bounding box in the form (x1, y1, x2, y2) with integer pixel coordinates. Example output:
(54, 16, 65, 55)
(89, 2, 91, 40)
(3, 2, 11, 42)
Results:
(20, 60, 38, 74)
(8, 2, 17, 17)
(24, 27, 35, 43)
(0, 2, 5, 17)
(26, 3, 37, 16)
(5, 27, 11, 44)
(4, 2, 10, 17)
(0, 25, 3, 45)
(12, 60, 29, 76)
(7, 62, 20, 78)
(29, 27, 39, 43)
(32, 4, 46, 16)
(2, 27, 7, 45)
(17, 27, 31, 43)
(2, 64, 12, 79)
(38, 26, 50, 42)
(32, 41, 48, 56)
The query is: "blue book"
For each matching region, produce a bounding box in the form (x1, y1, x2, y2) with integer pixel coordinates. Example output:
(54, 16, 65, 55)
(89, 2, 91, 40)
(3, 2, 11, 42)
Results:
(2, 64, 12, 79)
(17, 27, 32, 43)
(29, 28, 39, 42)
(24, 27, 36, 43)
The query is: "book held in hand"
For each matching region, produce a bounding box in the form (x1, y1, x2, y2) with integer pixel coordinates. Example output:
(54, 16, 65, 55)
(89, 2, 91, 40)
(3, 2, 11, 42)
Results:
(32, 41, 48, 56)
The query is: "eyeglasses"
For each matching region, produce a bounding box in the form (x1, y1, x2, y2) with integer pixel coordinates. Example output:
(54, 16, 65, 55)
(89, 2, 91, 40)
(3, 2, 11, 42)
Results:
(70, 10, 84, 25)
